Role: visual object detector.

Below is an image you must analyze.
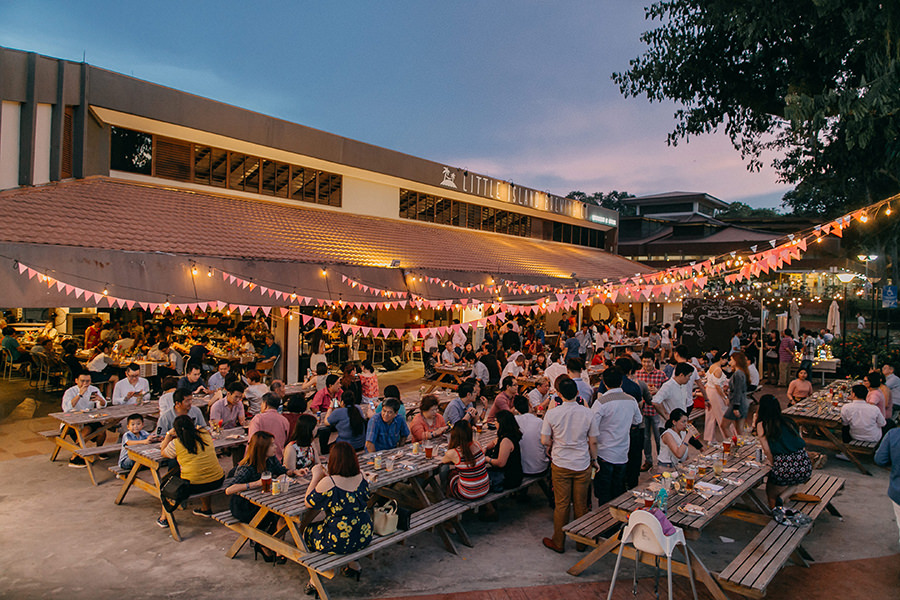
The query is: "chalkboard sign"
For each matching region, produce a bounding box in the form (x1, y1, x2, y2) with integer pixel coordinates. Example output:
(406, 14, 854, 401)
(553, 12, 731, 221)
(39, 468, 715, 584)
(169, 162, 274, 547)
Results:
(680, 298, 761, 357)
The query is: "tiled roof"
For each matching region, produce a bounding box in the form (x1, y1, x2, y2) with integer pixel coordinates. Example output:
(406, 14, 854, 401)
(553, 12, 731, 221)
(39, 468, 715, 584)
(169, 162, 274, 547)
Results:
(0, 177, 648, 281)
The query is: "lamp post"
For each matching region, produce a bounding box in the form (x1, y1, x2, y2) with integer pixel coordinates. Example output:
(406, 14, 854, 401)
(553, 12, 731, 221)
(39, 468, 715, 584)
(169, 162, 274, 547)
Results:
(858, 254, 879, 339)
(837, 272, 856, 364)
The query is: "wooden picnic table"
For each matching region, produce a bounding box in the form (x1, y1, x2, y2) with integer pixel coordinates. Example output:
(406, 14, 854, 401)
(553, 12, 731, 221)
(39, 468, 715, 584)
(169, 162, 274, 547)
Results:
(219, 443, 471, 596)
(48, 401, 161, 485)
(422, 365, 471, 394)
(569, 441, 771, 600)
(782, 391, 871, 475)
(113, 427, 248, 541)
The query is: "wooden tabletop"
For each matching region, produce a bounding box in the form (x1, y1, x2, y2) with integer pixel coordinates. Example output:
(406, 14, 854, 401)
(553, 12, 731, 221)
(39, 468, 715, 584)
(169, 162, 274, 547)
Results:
(783, 392, 849, 425)
(128, 427, 248, 463)
(434, 365, 471, 375)
(50, 401, 160, 426)
(609, 441, 769, 533)
(238, 445, 443, 518)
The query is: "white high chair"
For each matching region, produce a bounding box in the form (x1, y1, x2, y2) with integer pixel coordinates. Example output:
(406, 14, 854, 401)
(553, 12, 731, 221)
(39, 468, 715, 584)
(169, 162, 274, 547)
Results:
(606, 509, 698, 600)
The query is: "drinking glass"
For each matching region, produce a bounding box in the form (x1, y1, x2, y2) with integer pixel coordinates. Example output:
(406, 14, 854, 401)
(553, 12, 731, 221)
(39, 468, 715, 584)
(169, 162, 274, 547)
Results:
(685, 468, 696, 492)
(385, 458, 395, 472)
(712, 459, 723, 477)
(261, 471, 272, 493)
(424, 443, 434, 459)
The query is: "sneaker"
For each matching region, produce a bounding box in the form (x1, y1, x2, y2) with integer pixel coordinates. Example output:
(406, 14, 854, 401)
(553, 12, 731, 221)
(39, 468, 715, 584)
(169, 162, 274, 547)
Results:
(192, 508, 213, 518)
(835, 453, 850, 461)
(68, 458, 86, 468)
(156, 517, 168, 528)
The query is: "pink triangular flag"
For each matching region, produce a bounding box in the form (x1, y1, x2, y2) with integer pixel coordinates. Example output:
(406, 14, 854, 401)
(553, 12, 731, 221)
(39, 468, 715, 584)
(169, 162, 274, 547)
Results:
(17, 262, 27, 274)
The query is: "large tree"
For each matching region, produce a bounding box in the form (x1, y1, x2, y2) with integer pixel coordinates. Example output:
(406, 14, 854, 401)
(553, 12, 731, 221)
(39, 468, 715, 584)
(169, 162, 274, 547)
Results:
(613, 0, 900, 217)
(567, 190, 635, 214)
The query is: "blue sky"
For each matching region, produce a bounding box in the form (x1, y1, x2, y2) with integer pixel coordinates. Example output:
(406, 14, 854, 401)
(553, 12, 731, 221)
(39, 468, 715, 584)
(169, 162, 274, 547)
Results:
(1, 0, 790, 208)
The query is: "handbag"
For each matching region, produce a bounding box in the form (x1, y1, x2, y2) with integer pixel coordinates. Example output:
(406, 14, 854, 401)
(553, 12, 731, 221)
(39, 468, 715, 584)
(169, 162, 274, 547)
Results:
(373, 500, 399, 536)
(397, 506, 412, 531)
(159, 470, 189, 514)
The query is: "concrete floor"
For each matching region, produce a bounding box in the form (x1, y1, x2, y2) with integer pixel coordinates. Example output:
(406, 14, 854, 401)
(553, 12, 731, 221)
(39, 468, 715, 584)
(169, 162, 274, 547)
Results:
(0, 362, 898, 599)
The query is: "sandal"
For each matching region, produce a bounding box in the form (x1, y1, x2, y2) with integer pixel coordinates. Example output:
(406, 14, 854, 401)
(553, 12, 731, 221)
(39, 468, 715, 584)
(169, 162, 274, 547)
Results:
(304, 583, 319, 597)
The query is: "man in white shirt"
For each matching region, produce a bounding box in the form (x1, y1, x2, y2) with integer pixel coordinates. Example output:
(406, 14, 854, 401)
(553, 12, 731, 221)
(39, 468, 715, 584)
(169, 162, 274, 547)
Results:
(882, 363, 900, 413)
(440, 340, 457, 365)
(451, 321, 467, 352)
(674, 345, 708, 404)
(652, 363, 693, 421)
(544, 353, 567, 391)
(207, 359, 230, 391)
(858, 313, 866, 330)
(157, 376, 179, 415)
(61, 371, 108, 467)
(500, 354, 525, 380)
(540, 378, 599, 553)
(112, 363, 151, 406)
(513, 395, 550, 475)
(422, 320, 438, 362)
(156, 389, 208, 435)
(591, 368, 642, 504)
(527, 377, 551, 412)
(841, 383, 886, 444)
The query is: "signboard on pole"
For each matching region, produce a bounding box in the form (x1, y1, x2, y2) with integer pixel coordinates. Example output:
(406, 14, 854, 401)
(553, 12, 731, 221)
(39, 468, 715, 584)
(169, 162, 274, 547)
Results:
(883, 285, 898, 309)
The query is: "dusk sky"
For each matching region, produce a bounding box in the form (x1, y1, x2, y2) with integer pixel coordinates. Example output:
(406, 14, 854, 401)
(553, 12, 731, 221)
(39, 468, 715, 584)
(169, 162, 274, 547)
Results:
(1, 0, 791, 208)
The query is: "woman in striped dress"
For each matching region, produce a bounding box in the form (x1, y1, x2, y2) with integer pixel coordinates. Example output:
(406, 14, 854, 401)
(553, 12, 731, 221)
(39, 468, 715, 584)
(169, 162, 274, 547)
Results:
(441, 421, 490, 501)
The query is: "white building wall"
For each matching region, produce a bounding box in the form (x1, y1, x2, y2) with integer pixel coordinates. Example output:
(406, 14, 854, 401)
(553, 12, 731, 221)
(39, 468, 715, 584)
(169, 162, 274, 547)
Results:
(0, 101, 21, 189)
(33, 103, 53, 185)
(340, 175, 400, 219)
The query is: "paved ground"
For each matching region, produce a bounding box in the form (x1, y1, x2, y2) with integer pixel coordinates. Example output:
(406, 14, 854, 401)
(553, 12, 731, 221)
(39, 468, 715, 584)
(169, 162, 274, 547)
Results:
(0, 363, 898, 599)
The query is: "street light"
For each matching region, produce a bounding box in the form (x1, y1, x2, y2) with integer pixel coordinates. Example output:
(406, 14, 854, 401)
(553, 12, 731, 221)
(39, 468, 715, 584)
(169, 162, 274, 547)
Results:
(837, 272, 855, 360)
(857, 254, 879, 338)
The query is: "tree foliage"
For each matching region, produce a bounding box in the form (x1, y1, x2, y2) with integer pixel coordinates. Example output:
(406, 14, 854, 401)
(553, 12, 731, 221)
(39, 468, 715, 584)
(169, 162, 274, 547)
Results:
(613, 0, 900, 217)
(566, 190, 635, 214)
(716, 201, 780, 219)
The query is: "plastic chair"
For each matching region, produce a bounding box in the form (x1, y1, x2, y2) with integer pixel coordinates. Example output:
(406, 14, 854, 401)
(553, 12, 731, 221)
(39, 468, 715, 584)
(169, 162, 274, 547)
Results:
(2, 347, 30, 381)
(607, 509, 697, 600)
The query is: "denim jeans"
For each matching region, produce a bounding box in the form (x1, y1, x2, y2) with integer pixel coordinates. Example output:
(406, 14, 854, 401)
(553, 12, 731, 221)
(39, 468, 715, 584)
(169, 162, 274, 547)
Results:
(593, 458, 627, 506)
(643, 415, 661, 462)
(119, 457, 135, 470)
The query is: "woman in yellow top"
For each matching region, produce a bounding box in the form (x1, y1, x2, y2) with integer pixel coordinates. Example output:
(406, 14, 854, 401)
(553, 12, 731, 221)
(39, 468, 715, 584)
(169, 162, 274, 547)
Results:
(159, 414, 224, 527)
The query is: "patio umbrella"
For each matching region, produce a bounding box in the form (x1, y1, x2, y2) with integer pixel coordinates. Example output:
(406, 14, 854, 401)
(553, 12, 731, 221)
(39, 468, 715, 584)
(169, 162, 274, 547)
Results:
(827, 300, 841, 337)
(789, 300, 801, 335)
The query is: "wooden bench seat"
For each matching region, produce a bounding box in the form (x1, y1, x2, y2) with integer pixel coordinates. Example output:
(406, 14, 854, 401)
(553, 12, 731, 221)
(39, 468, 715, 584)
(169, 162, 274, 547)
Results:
(459, 475, 543, 510)
(563, 504, 622, 546)
(72, 443, 123, 458)
(37, 429, 61, 439)
(108, 465, 129, 479)
(847, 439, 879, 453)
(717, 473, 844, 598)
(688, 407, 704, 422)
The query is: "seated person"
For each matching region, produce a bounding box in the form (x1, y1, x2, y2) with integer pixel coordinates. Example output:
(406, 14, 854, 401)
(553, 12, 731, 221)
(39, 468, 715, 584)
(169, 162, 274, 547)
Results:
(443, 380, 479, 426)
(841, 383, 886, 446)
(365, 398, 411, 452)
(207, 359, 230, 392)
(284, 413, 319, 474)
(787, 368, 813, 405)
(112, 363, 151, 406)
(302, 442, 372, 591)
(657, 408, 698, 468)
(86, 340, 119, 393)
(61, 370, 108, 467)
(500, 354, 526, 380)
(310, 374, 342, 415)
(326, 390, 368, 452)
(527, 376, 552, 412)
(487, 376, 519, 422)
(210, 381, 247, 429)
(119, 414, 159, 470)
(375, 384, 407, 419)
(243, 369, 269, 416)
(188, 336, 211, 366)
(358, 360, 380, 404)
(754, 394, 812, 507)
(225, 431, 290, 561)
(176, 362, 208, 396)
(157, 376, 179, 414)
(483, 409, 523, 491)
(410, 394, 448, 443)
(156, 389, 207, 435)
(248, 393, 290, 462)
(513, 394, 550, 476)
(865, 370, 891, 420)
(1, 326, 30, 365)
(441, 340, 457, 365)
(158, 415, 224, 524)
(440, 420, 490, 502)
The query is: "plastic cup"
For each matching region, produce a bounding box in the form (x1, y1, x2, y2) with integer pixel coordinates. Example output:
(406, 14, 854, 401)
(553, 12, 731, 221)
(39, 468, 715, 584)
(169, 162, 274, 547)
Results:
(476, 423, 483, 434)
(698, 464, 708, 477)
(643, 495, 653, 508)
(385, 458, 395, 472)
(261, 472, 272, 493)
(713, 460, 723, 477)
(424, 444, 434, 459)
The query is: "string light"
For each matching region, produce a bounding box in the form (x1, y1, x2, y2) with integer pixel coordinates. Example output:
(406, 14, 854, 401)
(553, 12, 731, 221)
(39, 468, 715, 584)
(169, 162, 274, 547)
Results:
(103, 285, 109, 296)
(207, 269, 213, 277)
(191, 264, 198, 276)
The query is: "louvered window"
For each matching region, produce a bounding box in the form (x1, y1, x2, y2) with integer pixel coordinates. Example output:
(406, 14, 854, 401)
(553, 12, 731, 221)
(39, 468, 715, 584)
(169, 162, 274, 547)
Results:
(154, 137, 191, 182)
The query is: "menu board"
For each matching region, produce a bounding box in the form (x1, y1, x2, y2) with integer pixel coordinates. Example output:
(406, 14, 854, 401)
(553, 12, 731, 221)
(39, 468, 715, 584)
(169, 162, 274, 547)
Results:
(680, 298, 761, 356)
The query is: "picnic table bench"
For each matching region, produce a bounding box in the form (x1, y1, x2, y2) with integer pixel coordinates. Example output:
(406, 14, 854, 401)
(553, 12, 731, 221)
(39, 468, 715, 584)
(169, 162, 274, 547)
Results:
(784, 396, 872, 475)
(422, 365, 471, 394)
(717, 472, 844, 598)
(562, 503, 624, 575)
(113, 428, 247, 541)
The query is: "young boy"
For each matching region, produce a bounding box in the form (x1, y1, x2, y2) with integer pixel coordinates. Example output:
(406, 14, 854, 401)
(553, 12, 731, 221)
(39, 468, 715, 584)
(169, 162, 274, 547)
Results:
(119, 414, 159, 470)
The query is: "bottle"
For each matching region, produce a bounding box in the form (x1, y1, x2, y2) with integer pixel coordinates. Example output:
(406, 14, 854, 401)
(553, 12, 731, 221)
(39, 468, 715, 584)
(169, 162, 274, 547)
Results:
(654, 487, 669, 515)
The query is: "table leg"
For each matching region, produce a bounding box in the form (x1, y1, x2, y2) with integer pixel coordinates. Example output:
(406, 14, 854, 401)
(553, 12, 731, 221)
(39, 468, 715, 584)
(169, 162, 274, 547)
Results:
(115, 460, 142, 505)
(567, 530, 621, 577)
(817, 425, 871, 475)
(409, 475, 463, 553)
(226, 506, 268, 558)
(686, 546, 730, 600)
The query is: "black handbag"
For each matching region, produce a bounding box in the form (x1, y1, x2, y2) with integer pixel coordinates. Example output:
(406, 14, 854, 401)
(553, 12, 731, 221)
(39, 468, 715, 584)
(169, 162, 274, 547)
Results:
(397, 506, 412, 531)
(160, 470, 189, 514)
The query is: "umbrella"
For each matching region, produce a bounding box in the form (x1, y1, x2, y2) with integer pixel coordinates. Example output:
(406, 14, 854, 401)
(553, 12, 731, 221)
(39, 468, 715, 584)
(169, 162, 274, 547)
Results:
(827, 300, 841, 337)
(789, 300, 801, 335)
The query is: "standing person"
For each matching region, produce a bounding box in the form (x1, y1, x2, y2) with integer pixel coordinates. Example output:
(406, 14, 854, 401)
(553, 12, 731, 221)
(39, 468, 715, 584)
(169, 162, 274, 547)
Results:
(778, 329, 795, 387)
(724, 351, 750, 434)
(563, 329, 580, 361)
(660, 323, 672, 360)
(857, 312, 866, 330)
(540, 378, 599, 554)
(755, 395, 813, 507)
(632, 351, 667, 471)
(358, 360, 380, 406)
(674, 345, 709, 406)
(704, 352, 733, 441)
(591, 368, 642, 504)
(764, 330, 780, 385)
(883, 363, 900, 417)
(544, 352, 567, 390)
(422, 320, 438, 363)
(730, 329, 742, 355)
(874, 427, 900, 548)
(652, 363, 694, 422)
(83, 317, 103, 349)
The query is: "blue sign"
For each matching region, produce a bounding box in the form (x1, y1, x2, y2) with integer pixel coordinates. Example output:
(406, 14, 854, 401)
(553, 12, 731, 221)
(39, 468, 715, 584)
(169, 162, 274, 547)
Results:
(883, 285, 898, 309)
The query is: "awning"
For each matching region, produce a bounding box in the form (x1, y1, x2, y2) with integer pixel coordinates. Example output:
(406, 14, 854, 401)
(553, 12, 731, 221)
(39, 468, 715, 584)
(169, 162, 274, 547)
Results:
(0, 177, 649, 307)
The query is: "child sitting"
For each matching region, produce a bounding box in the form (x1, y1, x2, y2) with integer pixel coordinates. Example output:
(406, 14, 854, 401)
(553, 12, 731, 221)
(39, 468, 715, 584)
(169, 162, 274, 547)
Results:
(119, 414, 159, 470)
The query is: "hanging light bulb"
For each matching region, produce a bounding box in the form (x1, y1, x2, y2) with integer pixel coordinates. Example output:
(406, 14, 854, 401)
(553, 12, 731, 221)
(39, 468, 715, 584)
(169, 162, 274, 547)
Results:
(191, 265, 198, 276)
(860, 213, 869, 223)
(207, 269, 213, 277)
(887, 204, 893, 216)
(103, 285, 109, 296)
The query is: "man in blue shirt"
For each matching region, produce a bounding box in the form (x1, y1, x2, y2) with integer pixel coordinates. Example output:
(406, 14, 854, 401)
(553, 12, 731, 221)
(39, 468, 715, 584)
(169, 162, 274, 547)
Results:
(261, 334, 281, 360)
(875, 427, 900, 547)
(563, 329, 580, 361)
(365, 398, 411, 452)
(443, 380, 478, 426)
(207, 359, 230, 391)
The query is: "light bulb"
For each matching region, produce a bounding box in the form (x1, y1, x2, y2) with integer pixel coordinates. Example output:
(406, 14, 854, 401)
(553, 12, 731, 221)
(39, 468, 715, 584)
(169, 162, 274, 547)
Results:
(191, 266, 198, 276)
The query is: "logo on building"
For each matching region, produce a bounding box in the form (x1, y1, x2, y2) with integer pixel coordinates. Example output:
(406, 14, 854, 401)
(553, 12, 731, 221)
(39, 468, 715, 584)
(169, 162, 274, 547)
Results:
(440, 167, 458, 189)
